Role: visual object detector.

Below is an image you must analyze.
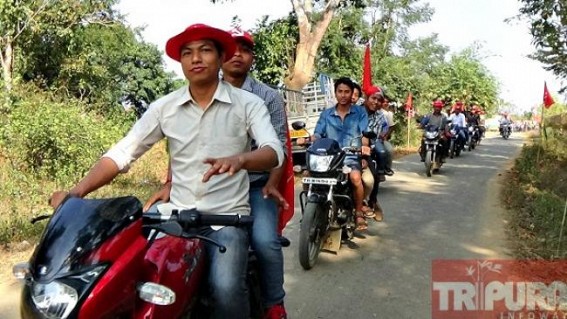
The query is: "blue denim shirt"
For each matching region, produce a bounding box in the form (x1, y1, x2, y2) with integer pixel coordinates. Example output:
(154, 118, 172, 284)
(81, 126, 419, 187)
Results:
(314, 104, 369, 148)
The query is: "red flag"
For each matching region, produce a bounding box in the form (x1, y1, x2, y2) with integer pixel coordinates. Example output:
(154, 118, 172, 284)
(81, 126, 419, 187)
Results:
(277, 120, 295, 235)
(543, 82, 555, 108)
(405, 92, 413, 111)
(362, 43, 372, 93)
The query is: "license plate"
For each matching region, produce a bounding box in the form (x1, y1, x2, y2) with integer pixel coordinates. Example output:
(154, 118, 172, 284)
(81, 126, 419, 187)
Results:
(302, 177, 337, 185)
(425, 141, 438, 145)
(290, 129, 309, 138)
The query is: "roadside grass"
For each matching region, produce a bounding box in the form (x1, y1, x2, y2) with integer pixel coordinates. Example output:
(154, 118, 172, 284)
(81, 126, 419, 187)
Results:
(501, 131, 567, 259)
(0, 141, 169, 246)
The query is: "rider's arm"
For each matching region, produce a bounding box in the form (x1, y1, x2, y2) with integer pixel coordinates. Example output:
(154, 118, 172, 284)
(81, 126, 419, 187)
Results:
(312, 109, 328, 141)
(246, 99, 284, 170)
(68, 157, 120, 198)
(380, 120, 389, 140)
(73, 103, 166, 197)
(358, 110, 369, 134)
(420, 115, 430, 128)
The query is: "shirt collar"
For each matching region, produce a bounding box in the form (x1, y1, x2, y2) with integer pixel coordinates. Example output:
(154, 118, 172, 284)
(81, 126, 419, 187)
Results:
(241, 75, 254, 92)
(182, 80, 232, 107)
(333, 104, 356, 116)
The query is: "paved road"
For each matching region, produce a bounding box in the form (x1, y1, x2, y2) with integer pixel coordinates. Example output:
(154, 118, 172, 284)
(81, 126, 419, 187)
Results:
(0, 133, 523, 318)
(282, 133, 523, 318)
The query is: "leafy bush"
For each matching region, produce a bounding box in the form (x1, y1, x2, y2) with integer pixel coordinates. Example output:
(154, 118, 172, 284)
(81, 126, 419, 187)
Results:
(2, 92, 129, 182)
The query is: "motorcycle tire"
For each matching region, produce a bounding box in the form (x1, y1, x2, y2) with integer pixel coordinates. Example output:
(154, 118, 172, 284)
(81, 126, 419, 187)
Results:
(425, 150, 433, 177)
(449, 140, 455, 159)
(299, 202, 325, 270)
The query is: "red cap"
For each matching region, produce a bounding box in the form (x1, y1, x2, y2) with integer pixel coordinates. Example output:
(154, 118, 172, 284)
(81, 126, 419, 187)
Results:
(228, 27, 254, 47)
(432, 100, 444, 109)
(364, 85, 383, 97)
(166, 24, 236, 62)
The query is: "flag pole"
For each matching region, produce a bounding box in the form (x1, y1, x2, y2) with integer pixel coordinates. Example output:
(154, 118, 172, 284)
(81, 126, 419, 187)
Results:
(556, 197, 567, 259)
(537, 102, 544, 164)
(407, 108, 410, 150)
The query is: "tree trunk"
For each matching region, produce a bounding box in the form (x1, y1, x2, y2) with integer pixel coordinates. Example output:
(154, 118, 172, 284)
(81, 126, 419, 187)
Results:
(1, 39, 14, 92)
(286, 0, 338, 91)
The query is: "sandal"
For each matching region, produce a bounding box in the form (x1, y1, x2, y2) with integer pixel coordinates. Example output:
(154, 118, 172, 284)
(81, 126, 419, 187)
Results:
(373, 203, 384, 222)
(355, 211, 368, 230)
(362, 206, 376, 218)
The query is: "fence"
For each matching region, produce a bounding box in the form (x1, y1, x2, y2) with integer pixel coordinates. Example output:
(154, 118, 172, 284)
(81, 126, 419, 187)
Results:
(274, 74, 336, 132)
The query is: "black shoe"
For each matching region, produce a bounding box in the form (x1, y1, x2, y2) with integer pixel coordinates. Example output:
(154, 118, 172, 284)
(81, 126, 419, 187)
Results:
(385, 168, 394, 176)
(420, 158, 425, 162)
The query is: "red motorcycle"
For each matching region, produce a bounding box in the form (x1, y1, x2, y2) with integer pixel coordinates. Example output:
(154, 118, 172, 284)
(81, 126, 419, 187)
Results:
(13, 196, 265, 319)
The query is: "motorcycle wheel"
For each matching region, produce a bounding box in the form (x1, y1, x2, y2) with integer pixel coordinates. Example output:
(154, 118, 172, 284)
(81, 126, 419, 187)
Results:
(299, 202, 325, 270)
(467, 138, 472, 151)
(425, 150, 433, 177)
(449, 140, 455, 159)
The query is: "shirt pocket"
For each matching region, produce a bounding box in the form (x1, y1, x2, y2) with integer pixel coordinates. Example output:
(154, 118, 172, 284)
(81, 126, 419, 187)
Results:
(203, 135, 248, 159)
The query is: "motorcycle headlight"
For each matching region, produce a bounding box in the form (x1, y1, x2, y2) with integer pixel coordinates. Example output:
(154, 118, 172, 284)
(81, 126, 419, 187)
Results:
(308, 154, 334, 172)
(468, 126, 474, 132)
(32, 281, 78, 319)
(31, 265, 106, 319)
(450, 129, 457, 135)
(425, 131, 438, 139)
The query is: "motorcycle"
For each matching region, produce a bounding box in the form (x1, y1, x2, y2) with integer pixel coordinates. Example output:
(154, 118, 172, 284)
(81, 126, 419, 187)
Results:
(13, 196, 269, 319)
(290, 121, 311, 167)
(500, 123, 511, 139)
(297, 132, 375, 270)
(421, 124, 444, 177)
(448, 123, 465, 158)
(466, 124, 480, 151)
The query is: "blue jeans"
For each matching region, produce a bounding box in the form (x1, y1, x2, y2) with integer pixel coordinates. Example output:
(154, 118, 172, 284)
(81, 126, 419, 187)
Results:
(249, 182, 285, 307)
(201, 226, 250, 319)
(374, 141, 388, 172)
(383, 141, 393, 169)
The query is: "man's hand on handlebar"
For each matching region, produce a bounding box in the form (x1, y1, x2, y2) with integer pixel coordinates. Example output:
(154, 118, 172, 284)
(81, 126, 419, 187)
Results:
(143, 182, 172, 212)
(361, 145, 371, 156)
(49, 191, 69, 209)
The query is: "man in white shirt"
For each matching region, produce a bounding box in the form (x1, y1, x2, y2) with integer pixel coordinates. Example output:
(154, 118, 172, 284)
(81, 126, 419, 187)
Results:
(448, 102, 468, 143)
(49, 24, 284, 319)
(380, 97, 395, 175)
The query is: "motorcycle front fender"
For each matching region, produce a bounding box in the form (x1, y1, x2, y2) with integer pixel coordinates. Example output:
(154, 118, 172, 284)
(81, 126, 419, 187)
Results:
(307, 192, 327, 204)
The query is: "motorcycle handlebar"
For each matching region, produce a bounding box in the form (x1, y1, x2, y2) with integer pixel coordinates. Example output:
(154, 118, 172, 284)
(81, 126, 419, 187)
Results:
(178, 210, 254, 227)
(143, 210, 254, 227)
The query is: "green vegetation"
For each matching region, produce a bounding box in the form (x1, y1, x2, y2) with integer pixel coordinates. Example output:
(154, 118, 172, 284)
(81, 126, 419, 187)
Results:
(502, 106, 567, 259)
(518, 0, 567, 93)
(0, 0, 176, 245)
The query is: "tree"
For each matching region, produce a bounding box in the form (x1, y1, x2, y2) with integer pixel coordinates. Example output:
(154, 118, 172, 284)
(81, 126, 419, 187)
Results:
(213, 0, 345, 90)
(518, 0, 567, 92)
(250, 14, 298, 86)
(0, 0, 117, 92)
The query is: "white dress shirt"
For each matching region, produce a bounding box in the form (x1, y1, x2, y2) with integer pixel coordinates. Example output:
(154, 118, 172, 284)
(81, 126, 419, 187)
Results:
(448, 113, 466, 128)
(104, 81, 284, 215)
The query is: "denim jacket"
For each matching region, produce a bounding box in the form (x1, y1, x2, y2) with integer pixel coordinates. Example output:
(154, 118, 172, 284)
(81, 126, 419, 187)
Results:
(314, 104, 369, 148)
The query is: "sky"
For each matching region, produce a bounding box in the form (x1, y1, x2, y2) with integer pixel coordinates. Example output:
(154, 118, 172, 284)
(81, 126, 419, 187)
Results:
(116, 0, 565, 113)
